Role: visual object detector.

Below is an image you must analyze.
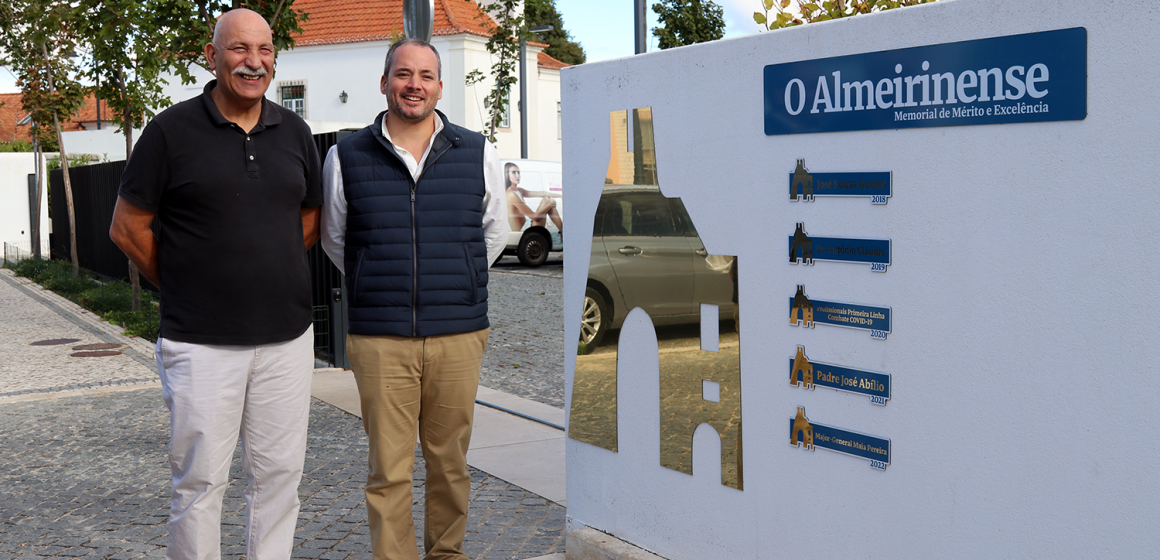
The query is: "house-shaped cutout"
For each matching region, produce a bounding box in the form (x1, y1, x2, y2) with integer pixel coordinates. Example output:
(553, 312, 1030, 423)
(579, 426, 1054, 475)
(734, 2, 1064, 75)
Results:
(570, 107, 744, 490)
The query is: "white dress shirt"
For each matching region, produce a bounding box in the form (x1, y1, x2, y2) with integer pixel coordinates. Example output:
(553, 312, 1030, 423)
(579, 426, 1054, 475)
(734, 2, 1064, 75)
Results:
(320, 116, 508, 274)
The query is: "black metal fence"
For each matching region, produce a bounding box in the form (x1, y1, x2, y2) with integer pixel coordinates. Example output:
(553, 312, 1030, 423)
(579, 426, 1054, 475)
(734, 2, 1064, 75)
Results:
(47, 160, 158, 291)
(47, 127, 358, 366)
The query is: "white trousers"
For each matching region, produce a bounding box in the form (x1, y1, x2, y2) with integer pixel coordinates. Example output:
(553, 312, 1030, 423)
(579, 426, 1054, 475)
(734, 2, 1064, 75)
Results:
(156, 327, 314, 560)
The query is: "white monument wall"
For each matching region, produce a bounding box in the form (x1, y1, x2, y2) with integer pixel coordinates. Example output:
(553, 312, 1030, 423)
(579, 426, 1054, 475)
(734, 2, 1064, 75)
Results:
(562, 0, 1160, 558)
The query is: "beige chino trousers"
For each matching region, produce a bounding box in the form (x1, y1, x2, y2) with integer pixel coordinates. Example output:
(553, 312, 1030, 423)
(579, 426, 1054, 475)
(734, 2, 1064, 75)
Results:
(348, 328, 489, 560)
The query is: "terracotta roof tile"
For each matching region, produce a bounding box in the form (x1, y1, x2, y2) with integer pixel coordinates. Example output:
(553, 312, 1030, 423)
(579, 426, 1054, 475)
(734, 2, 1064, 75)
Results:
(292, 0, 497, 47)
(0, 93, 32, 143)
(72, 96, 113, 126)
(0, 93, 113, 143)
(537, 51, 569, 71)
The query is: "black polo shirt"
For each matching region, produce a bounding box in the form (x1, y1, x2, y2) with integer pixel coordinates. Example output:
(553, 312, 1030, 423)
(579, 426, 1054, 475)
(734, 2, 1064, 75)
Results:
(119, 81, 322, 345)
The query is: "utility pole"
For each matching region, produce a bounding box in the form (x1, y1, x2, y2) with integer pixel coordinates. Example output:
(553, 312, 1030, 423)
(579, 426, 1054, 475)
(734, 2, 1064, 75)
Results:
(520, 25, 554, 159)
(635, 0, 646, 54)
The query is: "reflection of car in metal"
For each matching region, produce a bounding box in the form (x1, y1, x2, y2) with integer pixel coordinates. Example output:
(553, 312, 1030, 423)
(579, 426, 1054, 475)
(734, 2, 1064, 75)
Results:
(582, 186, 735, 346)
(500, 159, 563, 267)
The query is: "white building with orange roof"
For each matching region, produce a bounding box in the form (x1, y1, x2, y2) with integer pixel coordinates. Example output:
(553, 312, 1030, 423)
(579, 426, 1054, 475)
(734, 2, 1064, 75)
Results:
(152, 0, 567, 162)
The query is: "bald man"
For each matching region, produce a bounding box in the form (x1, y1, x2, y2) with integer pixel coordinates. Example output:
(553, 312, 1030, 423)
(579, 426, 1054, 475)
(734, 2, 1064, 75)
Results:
(110, 9, 322, 559)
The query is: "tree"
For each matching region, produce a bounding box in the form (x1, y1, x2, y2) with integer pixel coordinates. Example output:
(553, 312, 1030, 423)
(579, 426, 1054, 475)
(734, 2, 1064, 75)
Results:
(652, 0, 725, 49)
(525, 0, 585, 65)
(0, 0, 87, 275)
(754, 0, 936, 31)
(163, 1, 310, 86)
(76, 1, 308, 308)
(470, 0, 527, 143)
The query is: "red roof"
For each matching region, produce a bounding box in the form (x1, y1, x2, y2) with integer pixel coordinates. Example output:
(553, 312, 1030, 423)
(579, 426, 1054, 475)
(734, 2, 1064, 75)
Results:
(292, 0, 497, 47)
(0, 93, 31, 143)
(72, 96, 112, 126)
(0, 93, 111, 144)
(537, 51, 569, 70)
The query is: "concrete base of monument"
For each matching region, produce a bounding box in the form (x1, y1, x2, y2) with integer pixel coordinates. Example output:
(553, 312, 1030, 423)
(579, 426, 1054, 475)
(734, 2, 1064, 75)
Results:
(567, 527, 668, 560)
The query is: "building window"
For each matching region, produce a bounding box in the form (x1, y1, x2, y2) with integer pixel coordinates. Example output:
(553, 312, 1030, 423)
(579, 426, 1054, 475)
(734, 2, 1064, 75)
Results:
(500, 95, 511, 129)
(278, 81, 306, 118)
(557, 102, 562, 140)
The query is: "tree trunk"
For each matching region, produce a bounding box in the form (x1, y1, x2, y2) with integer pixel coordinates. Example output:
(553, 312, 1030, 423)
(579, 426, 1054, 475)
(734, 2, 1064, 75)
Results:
(124, 106, 133, 159)
(31, 140, 42, 259)
(41, 42, 77, 277)
(119, 69, 133, 159)
(119, 69, 142, 311)
(51, 112, 78, 277)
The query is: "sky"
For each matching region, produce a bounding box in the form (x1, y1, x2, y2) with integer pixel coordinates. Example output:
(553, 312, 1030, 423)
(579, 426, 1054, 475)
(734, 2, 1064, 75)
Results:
(556, 0, 763, 62)
(0, 0, 765, 94)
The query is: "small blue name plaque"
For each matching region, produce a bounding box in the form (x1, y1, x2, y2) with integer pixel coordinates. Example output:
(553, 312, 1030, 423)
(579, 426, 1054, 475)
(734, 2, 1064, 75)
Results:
(790, 285, 891, 339)
(788, 223, 890, 272)
(791, 407, 891, 470)
(764, 28, 1087, 135)
(789, 159, 891, 203)
(789, 346, 891, 405)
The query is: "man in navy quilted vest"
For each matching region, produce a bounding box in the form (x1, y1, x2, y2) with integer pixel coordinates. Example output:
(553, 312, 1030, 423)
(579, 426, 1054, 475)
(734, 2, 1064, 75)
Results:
(320, 38, 507, 560)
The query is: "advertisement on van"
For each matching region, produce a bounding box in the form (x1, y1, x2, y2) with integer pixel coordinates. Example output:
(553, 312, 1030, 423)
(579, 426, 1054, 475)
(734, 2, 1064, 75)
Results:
(501, 159, 563, 267)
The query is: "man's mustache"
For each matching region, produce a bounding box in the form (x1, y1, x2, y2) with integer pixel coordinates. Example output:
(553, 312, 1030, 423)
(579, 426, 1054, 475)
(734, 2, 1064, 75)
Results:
(232, 66, 269, 78)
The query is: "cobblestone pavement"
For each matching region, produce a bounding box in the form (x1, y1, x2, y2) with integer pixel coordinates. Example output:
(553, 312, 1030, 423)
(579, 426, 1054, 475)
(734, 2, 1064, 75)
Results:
(0, 388, 565, 560)
(0, 263, 567, 559)
(0, 270, 158, 397)
(483, 258, 565, 409)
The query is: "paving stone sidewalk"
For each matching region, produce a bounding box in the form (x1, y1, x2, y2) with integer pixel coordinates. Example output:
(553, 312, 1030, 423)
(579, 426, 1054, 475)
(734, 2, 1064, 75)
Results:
(481, 261, 565, 409)
(0, 265, 566, 559)
(0, 388, 565, 560)
(0, 270, 158, 397)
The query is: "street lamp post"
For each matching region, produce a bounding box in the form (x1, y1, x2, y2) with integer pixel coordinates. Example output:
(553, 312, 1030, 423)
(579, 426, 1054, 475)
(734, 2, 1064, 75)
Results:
(520, 25, 554, 159)
(635, 0, 646, 54)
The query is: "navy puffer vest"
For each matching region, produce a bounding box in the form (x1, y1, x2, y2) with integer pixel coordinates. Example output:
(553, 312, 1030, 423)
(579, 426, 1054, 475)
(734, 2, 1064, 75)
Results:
(337, 110, 490, 337)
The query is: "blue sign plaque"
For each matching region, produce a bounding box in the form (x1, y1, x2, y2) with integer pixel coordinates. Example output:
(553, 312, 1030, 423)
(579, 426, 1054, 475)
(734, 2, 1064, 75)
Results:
(789, 346, 891, 405)
(789, 159, 891, 204)
(765, 28, 1087, 135)
(791, 407, 891, 470)
(789, 223, 890, 272)
(789, 285, 891, 339)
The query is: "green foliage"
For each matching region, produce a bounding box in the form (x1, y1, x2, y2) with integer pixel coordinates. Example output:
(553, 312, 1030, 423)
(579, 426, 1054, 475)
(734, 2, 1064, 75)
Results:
(11, 257, 161, 340)
(46, 153, 96, 170)
(17, 257, 95, 297)
(0, 0, 88, 147)
(75, 1, 174, 142)
(0, 140, 35, 152)
(105, 308, 161, 340)
(754, 0, 937, 30)
(652, 0, 725, 49)
(164, 1, 311, 85)
(10, 255, 60, 281)
(43, 269, 98, 296)
(525, 0, 585, 65)
(80, 280, 137, 314)
(473, 0, 528, 143)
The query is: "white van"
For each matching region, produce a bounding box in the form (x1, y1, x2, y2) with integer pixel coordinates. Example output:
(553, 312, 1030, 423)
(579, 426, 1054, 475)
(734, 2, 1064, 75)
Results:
(498, 159, 563, 267)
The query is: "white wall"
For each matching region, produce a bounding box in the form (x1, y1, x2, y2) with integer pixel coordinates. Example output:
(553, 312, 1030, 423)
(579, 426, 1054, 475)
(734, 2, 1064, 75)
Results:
(563, 0, 1160, 558)
(60, 127, 141, 162)
(535, 67, 562, 162)
(0, 153, 49, 256)
(152, 35, 562, 161)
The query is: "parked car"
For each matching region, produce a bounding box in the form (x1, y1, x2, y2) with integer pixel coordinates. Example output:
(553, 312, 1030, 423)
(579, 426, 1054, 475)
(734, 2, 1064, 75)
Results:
(581, 185, 735, 346)
(499, 159, 563, 267)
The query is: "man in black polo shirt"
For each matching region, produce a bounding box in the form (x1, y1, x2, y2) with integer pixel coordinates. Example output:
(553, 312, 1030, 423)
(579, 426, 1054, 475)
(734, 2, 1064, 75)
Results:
(109, 9, 321, 559)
